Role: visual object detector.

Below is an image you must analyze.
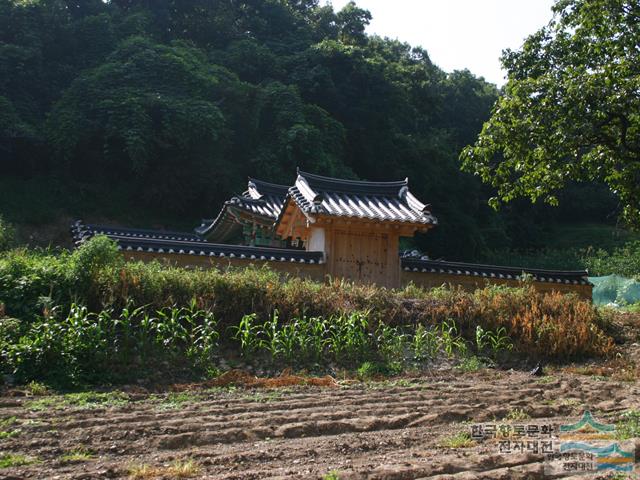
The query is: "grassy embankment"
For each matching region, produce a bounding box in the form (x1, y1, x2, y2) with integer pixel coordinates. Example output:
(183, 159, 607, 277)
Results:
(0, 235, 617, 388)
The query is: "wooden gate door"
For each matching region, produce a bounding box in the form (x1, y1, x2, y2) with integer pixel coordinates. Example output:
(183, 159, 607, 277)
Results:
(332, 230, 390, 286)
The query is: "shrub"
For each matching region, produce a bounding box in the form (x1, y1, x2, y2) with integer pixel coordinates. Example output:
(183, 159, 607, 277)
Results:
(68, 235, 122, 305)
(584, 241, 640, 278)
(480, 239, 640, 278)
(616, 410, 640, 440)
(471, 286, 614, 358)
(357, 361, 396, 379)
(0, 215, 15, 252)
(0, 248, 71, 319)
(457, 355, 486, 373)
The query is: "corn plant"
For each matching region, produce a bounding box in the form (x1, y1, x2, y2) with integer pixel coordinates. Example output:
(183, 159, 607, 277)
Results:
(475, 325, 489, 352)
(375, 324, 406, 363)
(475, 325, 513, 358)
(275, 318, 299, 363)
(411, 324, 440, 361)
(153, 307, 191, 352)
(485, 327, 513, 355)
(296, 316, 329, 363)
(6, 304, 121, 383)
(114, 302, 142, 338)
(112, 302, 148, 362)
(439, 319, 467, 358)
(230, 313, 262, 358)
(260, 310, 284, 359)
(327, 312, 372, 364)
(137, 312, 155, 361)
(187, 311, 219, 367)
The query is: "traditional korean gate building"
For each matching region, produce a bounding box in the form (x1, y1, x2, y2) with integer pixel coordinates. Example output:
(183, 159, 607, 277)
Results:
(72, 170, 592, 298)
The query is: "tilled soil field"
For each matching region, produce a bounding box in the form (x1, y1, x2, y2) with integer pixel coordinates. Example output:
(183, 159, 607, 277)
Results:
(1, 369, 639, 479)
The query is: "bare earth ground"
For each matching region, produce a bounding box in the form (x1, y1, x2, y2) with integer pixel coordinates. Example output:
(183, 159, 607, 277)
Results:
(1, 315, 639, 479)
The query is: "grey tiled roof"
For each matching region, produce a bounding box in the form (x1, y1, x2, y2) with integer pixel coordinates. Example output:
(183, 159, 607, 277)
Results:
(245, 178, 290, 218)
(71, 220, 204, 243)
(199, 172, 437, 241)
(196, 178, 289, 240)
(400, 256, 591, 285)
(72, 220, 324, 264)
(285, 170, 437, 225)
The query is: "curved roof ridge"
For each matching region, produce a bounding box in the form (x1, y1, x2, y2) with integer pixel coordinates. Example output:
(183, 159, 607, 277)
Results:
(278, 170, 437, 225)
(247, 177, 292, 193)
(297, 169, 408, 189)
(232, 196, 269, 205)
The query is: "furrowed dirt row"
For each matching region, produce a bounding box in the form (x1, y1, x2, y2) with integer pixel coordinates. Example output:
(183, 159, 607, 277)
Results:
(1, 370, 639, 479)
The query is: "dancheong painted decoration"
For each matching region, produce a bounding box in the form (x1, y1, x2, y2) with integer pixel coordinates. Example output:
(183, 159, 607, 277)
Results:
(72, 169, 592, 298)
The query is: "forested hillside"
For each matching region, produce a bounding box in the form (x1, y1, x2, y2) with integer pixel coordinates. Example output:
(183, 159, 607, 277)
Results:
(0, 0, 623, 260)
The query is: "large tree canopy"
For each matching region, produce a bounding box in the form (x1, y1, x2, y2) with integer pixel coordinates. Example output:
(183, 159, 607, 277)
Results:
(461, 0, 640, 226)
(0, 0, 623, 259)
(47, 37, 234, 211)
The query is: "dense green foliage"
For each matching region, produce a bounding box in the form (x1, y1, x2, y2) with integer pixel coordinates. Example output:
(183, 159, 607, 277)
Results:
(462, 0, 640, 226)
(0, 0, 623, 260)
(1, 303, 221, 384)
(584, 241, 640, 278)
(0, 237, 615, 386)
(0, 215, 15, 252)
(0, 299, 514, 385)
(479, 228, 640, 277)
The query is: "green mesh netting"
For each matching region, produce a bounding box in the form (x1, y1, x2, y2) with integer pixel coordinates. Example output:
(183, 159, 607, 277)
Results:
(590, 275, 640, 306)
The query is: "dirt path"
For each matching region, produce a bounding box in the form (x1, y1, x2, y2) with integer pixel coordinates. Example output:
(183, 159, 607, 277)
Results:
(1, 369, 639, 479)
